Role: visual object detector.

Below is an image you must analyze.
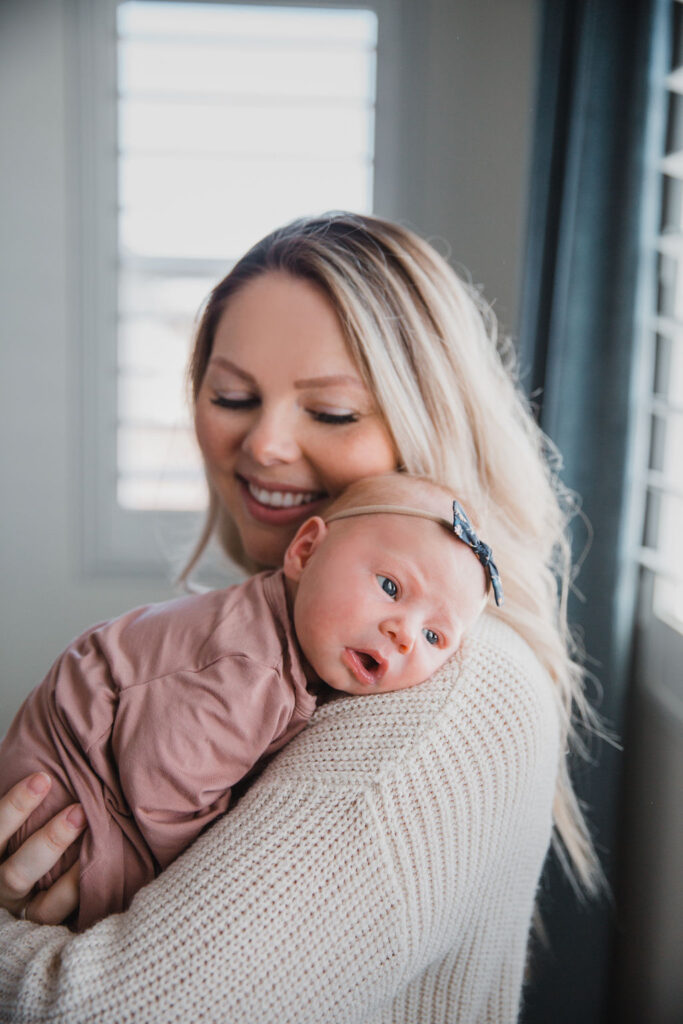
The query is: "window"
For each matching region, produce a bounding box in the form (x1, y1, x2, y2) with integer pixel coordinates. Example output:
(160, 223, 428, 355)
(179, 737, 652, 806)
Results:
(73, 0, 399, 574)
(637, 0, 683, 634)
(618, 7, 683, 1009)
(117, 1, 378, 512)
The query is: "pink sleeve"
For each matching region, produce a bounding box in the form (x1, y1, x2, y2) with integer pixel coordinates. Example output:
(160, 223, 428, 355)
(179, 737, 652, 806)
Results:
(112, 657, 296, 869)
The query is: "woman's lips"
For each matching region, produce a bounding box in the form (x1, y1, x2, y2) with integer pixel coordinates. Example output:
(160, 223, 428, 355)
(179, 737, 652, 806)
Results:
(342, 648, 388, 687)
(237, 476, 327, 526)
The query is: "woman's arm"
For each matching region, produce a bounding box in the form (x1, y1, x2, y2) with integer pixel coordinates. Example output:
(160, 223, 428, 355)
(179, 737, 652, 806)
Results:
(0, 775, 83, 924)
(0, 619, 560, 1024)
(0, 770, 409, 1024)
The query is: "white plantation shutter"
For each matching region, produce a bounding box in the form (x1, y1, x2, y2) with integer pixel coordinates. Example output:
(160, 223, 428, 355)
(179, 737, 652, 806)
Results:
(618, 8, 683, 1012)
(637, 0, 683, 629)
(115, 1, 378, 512)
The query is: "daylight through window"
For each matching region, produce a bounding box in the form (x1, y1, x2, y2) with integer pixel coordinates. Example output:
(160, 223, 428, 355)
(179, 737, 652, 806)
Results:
(116, 1, 378, 510)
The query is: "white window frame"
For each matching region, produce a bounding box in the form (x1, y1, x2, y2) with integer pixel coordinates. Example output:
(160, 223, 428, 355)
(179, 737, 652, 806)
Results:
(67, 0, 402, 576)
(621, 0, 683, 1008)
(632, 0, 683, 651)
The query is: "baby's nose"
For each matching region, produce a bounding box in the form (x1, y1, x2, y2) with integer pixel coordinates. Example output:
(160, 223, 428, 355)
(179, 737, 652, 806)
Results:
(381, 618, 415, 655)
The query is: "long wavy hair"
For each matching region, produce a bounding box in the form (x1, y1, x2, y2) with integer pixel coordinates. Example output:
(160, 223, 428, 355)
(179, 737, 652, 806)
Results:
(182, 211, 602, 894)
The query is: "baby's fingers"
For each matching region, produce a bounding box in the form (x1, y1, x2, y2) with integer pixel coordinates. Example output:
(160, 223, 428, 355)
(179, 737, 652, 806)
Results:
(0, 804, 86, 911)
(25, 860, 80, 925)
(0, 773, 52, 858)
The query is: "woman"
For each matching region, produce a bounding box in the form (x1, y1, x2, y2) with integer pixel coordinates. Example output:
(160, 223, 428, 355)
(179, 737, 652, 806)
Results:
(0, 213, 599, 1023)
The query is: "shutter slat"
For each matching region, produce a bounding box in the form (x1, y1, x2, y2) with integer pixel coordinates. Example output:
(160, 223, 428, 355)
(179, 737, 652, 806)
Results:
(651, 314, 683, 339)
(645, 469, 683, 501)
(649, 395, 683, 417)
(637, 547, 683, 586)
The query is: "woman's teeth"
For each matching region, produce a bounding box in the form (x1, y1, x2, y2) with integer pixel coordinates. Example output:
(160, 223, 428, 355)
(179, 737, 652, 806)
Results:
(248, 483, 320, 508)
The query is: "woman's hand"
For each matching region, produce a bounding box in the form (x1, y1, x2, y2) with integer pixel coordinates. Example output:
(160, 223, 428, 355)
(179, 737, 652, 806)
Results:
(0, 773, 84, 924)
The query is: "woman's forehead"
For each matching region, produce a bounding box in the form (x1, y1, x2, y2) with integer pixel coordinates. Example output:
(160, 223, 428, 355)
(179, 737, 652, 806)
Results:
(213, 271, 355, 370)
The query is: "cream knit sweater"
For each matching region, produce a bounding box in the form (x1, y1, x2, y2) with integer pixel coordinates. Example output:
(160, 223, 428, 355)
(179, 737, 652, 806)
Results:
(0, 614, 560, 1024)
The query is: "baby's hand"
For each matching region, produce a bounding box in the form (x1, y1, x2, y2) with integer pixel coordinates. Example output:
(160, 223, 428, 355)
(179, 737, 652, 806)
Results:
(0, 773, 84, 924)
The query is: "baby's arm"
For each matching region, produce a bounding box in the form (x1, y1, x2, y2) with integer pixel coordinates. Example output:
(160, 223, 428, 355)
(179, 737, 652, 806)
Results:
(0, 619, 560, 1024)
(112, 656, 301, 869)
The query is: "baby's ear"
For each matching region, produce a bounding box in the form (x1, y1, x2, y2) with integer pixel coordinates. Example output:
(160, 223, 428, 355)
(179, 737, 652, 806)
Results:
(283, 516, 328, 581)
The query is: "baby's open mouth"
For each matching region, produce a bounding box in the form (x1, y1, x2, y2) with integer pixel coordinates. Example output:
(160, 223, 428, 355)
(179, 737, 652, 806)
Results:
(342, 648, 387, 686)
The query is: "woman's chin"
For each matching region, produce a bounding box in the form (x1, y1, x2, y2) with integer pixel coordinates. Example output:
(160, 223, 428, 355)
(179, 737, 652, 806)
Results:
(240, 524, 297, 570)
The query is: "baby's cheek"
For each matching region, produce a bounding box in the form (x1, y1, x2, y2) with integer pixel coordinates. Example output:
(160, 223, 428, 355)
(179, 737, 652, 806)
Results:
(434, 648, 456, 675)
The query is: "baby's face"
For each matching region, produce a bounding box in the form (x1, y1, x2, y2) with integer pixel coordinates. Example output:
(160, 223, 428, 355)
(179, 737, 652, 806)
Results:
(285, 512, 487, 696)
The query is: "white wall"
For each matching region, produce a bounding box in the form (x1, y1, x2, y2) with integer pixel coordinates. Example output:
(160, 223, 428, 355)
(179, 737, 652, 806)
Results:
(0, 0, 537, 734)
(394, 0, 536, 332)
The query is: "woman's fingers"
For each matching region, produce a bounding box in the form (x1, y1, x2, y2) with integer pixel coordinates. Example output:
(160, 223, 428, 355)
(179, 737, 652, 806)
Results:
(0, 803, 86, 911)
(0, 773, 52, 858)
(24, 860, 80, 925)
(0, 776, 86, 920)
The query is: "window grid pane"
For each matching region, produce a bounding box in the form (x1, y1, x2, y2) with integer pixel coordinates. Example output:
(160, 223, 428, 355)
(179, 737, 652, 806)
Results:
(643, 1, 683, 626)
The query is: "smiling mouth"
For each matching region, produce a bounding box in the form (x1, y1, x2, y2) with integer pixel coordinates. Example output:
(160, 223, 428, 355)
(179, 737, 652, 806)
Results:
(247, 482, 324, 508)
(342, 648, 388, 686)
(238, 476, 326, 510)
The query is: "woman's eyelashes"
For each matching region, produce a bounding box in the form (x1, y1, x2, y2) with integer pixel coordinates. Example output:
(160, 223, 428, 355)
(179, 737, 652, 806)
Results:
(210, 393, 258, 410)
(209, 393, 359, 425)
(311, 409, 359, 425)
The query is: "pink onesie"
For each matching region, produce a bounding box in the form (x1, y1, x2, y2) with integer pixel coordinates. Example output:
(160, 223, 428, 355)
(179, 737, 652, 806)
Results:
(0, 569, 316, 931)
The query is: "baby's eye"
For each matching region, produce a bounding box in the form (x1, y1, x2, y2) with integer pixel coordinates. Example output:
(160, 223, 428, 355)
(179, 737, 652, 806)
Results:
(423, 628, 440, 646)
(376, 575, 398, 599)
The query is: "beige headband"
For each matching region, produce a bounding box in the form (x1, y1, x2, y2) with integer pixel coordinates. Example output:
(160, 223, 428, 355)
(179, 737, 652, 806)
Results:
(324, 500, 504, 606)
(324, 504, 452, 530)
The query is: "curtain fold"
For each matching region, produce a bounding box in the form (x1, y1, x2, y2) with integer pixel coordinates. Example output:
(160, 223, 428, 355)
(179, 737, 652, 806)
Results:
(517, 1, 661, 1020)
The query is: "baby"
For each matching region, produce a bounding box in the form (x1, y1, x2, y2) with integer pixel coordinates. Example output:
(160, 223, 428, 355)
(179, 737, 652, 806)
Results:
(0, 473, 501, 931)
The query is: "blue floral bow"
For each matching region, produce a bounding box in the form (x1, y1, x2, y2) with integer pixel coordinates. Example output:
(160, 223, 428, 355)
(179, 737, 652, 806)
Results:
(451, 500, 504, 606)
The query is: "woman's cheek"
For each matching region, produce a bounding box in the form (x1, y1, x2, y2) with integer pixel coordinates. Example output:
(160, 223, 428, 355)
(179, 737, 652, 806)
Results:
(316, 423, 397, 492)
(195, 403, 232, 465)
(193, 403, 213, 457)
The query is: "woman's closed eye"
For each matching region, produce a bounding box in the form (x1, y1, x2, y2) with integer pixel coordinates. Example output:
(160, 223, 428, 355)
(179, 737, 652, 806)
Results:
(210, 391, 259, 410)
(308, 407, 359, 425)
(209, 395, 359, 425)
(376, 574, 398, 599)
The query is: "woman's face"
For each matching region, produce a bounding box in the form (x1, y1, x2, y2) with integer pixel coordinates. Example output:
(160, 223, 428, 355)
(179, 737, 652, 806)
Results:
(194, 271, 398, 567)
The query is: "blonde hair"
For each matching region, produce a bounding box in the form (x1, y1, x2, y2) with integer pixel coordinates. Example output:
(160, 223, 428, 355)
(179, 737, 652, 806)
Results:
(183, 211, 602, 894)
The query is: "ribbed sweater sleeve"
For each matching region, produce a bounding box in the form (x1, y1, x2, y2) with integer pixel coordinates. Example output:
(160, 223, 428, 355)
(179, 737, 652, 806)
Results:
(0, 616, 560, 1024)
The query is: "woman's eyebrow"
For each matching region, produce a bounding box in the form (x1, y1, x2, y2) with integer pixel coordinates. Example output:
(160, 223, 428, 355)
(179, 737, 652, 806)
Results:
(294, 374, 364, 390)
(207, 359, 363, 391)
(208, 355, 255, 383)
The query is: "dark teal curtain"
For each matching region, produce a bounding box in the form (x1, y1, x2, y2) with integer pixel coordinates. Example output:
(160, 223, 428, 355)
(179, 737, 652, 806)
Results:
(518, 1, 665, 1020)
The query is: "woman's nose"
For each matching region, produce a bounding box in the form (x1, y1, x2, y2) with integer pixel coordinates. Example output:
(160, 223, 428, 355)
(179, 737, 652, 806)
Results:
(380, 617, 415, 655)
(241, 407, 301, 466)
